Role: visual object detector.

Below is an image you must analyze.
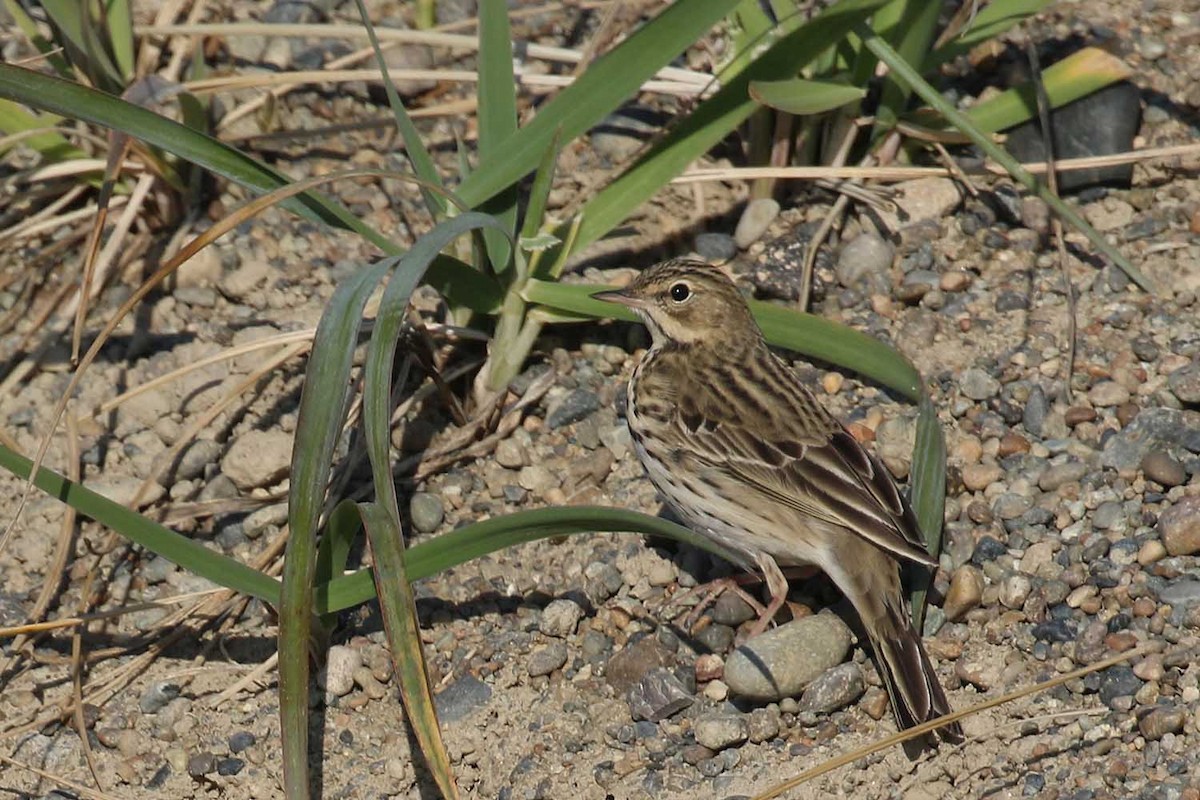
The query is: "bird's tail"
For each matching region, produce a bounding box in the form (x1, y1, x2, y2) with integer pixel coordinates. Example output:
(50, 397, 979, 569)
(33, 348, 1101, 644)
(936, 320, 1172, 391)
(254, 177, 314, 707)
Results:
(868, 598, 963, 743)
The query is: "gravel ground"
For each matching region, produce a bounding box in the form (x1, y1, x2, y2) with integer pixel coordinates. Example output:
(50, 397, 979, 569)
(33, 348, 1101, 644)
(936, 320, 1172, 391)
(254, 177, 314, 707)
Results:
(2, 1, 1200, 799)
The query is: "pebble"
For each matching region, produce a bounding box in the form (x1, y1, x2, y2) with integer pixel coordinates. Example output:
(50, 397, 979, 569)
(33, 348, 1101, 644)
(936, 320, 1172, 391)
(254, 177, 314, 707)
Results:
(693, 713, 749, 751)
(187, 751, 216, 777)
(217, 757, 245, 776)
(723, 615, 852, 702)
(1102, 409, 1200, 471)
(221, 429, 293, 490)
(1088, 381, 1131, 407)
(1167, 361, 1200, 404)
(518, 465, 561, 494)
(606, 638, 675, 692)
(962, 464, 1003, 492)
(835, 233, 893, 294)
(1159, 497, 1200, 556)
(960, 368, 1000, 400)
(175, 438, 222, 481)
(434, 675, 492, 723)
(627, 667, 694, 722)
(139, 681, 181, 714)
(798, 663, 864, 714)
(709, 592, 756, 627)
(228, 731, 256, 753)
(1023, 385, 1049, 436)
(527, 641, 569, 677)
(694, 232, 738, 262)
(321, 646, 362, 698)
(409, 492, 445, 533)
(539, 598, 584, 638)
(746, 707, 780, 743)
(999, 573, 1032, 609)
(734, 198, 780, 249)
(1098, 666, 1143, 708)
(1142, 451, 1187, 487)
(943, 565, 984, 621)
(495, 438, 526, 468)
(546, 388, 601, 429)
(1039, 461, 1088, 491)
(1138, 705, 1185, 741)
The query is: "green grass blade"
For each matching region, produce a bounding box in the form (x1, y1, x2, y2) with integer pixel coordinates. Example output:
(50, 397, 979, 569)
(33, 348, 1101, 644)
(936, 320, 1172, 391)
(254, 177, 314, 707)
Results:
(281, 256, 394, 800)
(455, 0, 742, 209)
(961, 47, 1132, 134)
(522, 279, 921, 399)
(359, 213, 504, 798)
(923, 0, 1052, 71)
(477, 0, 519, 272)
(749, 77, 866, 115)
(563, 0, 889, 255)
(521, 128, 563, 249)
(42, 0, 125, 90)
(0, 64, 372, 238)
(908, 392, 946, 627)
(0, 99, 83, 161)
(319, 506, 718, 612)
(856, 24, 1155, 294)
(0, 443, 714, 620)
(358, 503, 458, 798)
(351, 0, 446, 219)
(872, 0, 940, 128)
(104, 0, 136, 82)
(314, 499, 363, 628)
(0, 442, 280, 601)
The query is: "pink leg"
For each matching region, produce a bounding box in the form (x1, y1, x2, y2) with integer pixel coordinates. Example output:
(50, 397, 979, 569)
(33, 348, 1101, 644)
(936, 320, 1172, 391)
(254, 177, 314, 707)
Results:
(743, 553, 791, 639)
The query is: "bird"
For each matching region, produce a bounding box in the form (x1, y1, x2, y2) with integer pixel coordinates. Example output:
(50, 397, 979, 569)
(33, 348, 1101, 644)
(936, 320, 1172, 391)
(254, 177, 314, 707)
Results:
(591, 258, 962, 742)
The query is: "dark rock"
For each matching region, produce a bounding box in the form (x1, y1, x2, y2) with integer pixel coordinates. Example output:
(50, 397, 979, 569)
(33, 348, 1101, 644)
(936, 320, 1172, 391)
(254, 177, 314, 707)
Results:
(798, 663, 864, 714)
(186, 751, 216, 778)
(434, 675, 492, 723)
(627, 667, 694, 722)
(605, 637, 675, 692)
(216, 757, 245, 777)
(1101, 409, 1200, 471)
(228, 731, 256, 753)
(546, 389, 602, 429)
(694, 233, 738, 262)
(1098, 666, 1142, 707)
(1005, 82, 1141, 191)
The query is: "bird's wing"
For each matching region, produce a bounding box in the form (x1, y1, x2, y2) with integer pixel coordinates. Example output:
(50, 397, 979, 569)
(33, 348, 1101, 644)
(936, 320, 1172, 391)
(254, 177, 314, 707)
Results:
(673, 357, 937, 568)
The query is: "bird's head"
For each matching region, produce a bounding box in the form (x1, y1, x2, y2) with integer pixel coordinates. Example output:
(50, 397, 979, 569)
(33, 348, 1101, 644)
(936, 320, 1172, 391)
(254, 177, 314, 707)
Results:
(591, 259, 761, 349)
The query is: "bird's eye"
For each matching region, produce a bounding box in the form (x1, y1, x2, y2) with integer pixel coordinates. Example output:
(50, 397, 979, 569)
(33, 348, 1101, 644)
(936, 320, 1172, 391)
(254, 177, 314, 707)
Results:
(669, 283, 690, 302)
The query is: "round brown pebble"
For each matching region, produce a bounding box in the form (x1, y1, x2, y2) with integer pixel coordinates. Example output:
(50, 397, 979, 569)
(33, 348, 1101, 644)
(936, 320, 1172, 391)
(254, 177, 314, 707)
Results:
(1064, 406, 1098, 426)
(1116, 402, 1140, 427)
(1159, 496, 1200, 556)
(1142, 451, 1187, 487)
(943, 565, 984, 621)
(998, 433, 1031, 457)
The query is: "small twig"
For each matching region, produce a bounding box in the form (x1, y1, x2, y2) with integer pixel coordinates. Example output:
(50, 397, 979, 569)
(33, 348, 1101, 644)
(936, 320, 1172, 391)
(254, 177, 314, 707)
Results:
(1025, 38, 1076, 404)
(797, 117, 864, 311)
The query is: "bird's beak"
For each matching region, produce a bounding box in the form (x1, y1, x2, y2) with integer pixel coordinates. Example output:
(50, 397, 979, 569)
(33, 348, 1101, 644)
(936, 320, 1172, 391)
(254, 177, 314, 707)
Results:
(591, 287, 646, 309)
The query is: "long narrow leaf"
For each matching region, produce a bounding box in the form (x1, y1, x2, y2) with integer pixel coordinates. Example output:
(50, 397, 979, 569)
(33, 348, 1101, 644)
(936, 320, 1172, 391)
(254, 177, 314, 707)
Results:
(359, 503, 458, 798)
(476, 0, 519, 271)
(0, 440, 711, 616)
(962, 47, 1132, 134)
(856, 24, 1155, 293)
(908, 392, 946, 627)
(281, 256, 394, 800)
(749, 77, 866, 115)
(455, 0, 742, 208)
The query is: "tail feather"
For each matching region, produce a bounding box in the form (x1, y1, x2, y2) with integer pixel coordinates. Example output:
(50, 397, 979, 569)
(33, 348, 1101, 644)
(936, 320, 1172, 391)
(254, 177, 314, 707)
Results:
(871, 604, 963, 743)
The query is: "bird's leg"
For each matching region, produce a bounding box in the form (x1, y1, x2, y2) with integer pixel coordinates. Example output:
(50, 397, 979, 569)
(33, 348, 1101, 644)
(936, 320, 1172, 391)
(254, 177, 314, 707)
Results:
(672, 577, 769, 632)
(743, 553, 792, 640)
